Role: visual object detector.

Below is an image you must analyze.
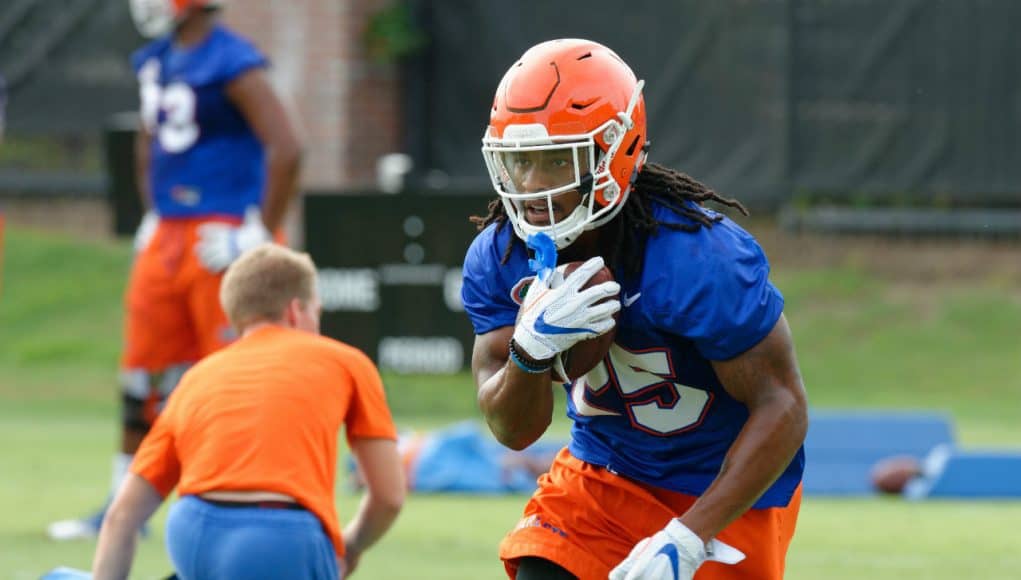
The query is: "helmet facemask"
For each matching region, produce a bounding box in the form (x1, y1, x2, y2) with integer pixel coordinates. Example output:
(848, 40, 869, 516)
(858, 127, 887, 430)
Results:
(484, 135, 598, 249)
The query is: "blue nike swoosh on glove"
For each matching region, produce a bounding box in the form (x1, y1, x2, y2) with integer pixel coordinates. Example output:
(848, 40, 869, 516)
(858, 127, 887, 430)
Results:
(655, 544, 680, 580)
(534, 310, 597, 335)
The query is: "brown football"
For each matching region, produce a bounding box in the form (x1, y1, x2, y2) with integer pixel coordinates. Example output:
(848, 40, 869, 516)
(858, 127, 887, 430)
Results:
(870, 455, 922, 495)
(552, 261, 619, 382)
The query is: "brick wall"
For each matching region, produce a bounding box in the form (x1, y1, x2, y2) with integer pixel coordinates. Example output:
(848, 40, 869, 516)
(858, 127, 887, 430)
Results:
(225, 0, 401, 190)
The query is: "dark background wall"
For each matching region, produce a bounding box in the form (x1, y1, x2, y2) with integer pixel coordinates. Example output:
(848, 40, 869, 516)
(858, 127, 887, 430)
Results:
(1, 0, 142, 135)
(405, 0, 1021, 207)
(5, 1, 1019, 206)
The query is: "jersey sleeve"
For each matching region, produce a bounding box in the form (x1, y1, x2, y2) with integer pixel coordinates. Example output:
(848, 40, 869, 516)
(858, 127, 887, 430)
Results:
(342, 348, 398, 444)
(655, 221, 784, 360)
(130, 39, 167, 74)
(129, 49, 148, 74)
(461, 226, 520, 334)
(130, 391, 183, 497)
(215, 32, 268, 84)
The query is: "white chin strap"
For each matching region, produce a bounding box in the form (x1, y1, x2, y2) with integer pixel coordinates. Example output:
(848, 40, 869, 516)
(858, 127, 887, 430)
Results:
(506, 199, 591, 250)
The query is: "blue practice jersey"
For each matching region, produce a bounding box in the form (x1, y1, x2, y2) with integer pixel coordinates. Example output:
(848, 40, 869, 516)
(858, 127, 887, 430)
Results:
(131, 25, 268, 218)
(461, 202, 804, 508)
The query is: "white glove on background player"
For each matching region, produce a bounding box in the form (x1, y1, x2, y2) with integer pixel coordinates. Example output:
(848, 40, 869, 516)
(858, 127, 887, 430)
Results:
(609, 519, 745, 580)
(133, 211, 159, 253)
(195, 205, 271, 272)
(512, 256, 620, 362)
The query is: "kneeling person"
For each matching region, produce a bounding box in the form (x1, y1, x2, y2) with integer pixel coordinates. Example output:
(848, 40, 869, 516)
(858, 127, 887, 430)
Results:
(92, 244, 405, 579)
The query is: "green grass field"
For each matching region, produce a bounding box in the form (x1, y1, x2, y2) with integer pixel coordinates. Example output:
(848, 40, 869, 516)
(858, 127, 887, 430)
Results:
(2, 226, 1020, 579)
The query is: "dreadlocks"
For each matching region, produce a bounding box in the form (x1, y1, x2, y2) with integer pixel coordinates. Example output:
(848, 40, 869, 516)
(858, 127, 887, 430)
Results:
(469, 162, 748, 280)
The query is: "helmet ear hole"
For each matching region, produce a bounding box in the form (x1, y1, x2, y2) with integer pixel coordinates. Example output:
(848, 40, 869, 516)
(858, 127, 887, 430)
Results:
(626, 135, 641, 156)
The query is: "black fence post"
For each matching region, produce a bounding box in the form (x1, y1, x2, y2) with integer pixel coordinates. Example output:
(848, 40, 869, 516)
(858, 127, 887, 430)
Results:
(104, 111, 142, 237)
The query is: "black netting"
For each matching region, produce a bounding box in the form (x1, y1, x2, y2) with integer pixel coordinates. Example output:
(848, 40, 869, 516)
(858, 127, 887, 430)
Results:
(410, 0, 1021, 206)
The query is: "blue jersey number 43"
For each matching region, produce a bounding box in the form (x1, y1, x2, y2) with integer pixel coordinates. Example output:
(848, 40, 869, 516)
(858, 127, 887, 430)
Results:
(138, 59, 199, 153)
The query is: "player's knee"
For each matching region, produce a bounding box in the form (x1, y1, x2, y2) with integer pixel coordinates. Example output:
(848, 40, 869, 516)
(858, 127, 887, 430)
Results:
(515, 557, 576, 580)
(121, 393, 151, 431)
(119, 364, 191, 430)
(121, 369, 151, 430)
(155, 363, 190, 397)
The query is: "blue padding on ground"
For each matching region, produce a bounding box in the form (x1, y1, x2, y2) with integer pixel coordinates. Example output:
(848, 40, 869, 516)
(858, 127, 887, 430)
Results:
(906, 446, 1021, 499)
(411, 421, 562, 494)
(40, 567, 92, 579)
(348, 420, 565, 495)
(803, 410, 956, 495)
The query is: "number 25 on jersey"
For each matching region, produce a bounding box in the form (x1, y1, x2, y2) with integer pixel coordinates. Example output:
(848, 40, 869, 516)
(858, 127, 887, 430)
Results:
(571, 344, 712, 435)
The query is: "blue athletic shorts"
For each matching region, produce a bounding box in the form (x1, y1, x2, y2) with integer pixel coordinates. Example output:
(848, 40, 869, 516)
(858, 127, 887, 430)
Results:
(166, 495, 339, 579)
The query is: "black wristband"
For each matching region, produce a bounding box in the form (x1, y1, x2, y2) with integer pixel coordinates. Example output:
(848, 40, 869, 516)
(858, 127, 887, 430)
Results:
(508, 339, 552, 374)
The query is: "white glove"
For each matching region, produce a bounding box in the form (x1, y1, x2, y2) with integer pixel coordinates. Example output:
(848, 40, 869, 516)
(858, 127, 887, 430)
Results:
(512, 256, 620, 362)
(195, 205, 272, 272)
(609, 519, 745, 580)
(133, 211, 159, 253)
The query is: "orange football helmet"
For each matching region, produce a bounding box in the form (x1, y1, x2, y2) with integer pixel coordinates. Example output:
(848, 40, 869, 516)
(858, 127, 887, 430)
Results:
(130, 0, 223, 38)
(482, 38, 647, 249)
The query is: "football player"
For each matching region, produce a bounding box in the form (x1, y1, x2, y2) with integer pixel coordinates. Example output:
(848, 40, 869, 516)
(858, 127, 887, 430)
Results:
(91, 244, 403, 579)
(463, 39, 808, 580)
(48, 0, 301, 540)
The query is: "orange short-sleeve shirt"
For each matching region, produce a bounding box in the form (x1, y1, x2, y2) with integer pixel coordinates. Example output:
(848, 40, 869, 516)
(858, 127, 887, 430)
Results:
(131, 325, 397, 555)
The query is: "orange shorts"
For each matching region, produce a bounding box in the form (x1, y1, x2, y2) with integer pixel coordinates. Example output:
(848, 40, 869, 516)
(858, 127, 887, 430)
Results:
(122, 217, 241, 371)
(500, 448, 801, 580)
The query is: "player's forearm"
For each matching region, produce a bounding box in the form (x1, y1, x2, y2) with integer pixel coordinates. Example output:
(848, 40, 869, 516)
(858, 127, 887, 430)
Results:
(260, 144, 302, 231)
(134, 129, 153, 210)
(91, 514, 139, 580)
(679, 388, 807, 542)
(342, 492, 403, 565)
(93, 474, 165, 579)
(478, 364, 555, 450)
